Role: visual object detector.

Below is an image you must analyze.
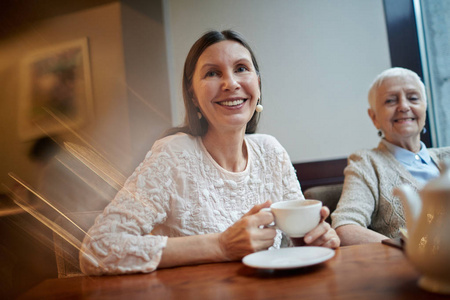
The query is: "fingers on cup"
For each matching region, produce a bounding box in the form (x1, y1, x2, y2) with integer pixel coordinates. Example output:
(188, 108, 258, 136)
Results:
(258, 209, 275, 226)
(321, 232, 340, 248)
(320, 206, 330, 221)
(246, 200, 272, 216)
(308, 227, 340, 249)
(304, 221, 331, 245)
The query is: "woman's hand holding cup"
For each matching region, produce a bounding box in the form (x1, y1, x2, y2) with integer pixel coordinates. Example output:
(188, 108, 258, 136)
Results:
(218, 200, 276, 261)
(262, 200, 340, 249)
(301, 206, 340, 248)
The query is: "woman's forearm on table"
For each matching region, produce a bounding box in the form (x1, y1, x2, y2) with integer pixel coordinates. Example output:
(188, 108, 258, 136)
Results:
(336, 224, 387, 246)
(158, 233, 226, 268)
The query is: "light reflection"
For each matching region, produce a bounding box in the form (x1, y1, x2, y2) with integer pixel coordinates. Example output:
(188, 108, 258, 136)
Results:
(7, 172, 88, 237)
(3, 116, 155, 277)
(62, 142, 126, 191)
(4, 181, 101, 268)
(0, 5, 171, 293)
(419, 236, 428, 249)
(432, 239, 440, 256)
(426, 213, 434, 223)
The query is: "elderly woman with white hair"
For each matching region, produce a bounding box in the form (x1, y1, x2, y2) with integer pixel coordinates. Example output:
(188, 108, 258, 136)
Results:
(331, 67, 450, 246)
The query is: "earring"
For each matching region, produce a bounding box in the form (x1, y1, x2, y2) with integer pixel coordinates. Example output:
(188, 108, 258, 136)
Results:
(197, 111, 202, 119)
(378, 130, 383, 137)
(422, 127, 427, 134)
(255, 99, 263, 113)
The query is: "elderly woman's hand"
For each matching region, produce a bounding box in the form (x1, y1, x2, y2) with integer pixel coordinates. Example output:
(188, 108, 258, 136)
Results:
(299, 206, 340, 248)
(218, 200, 276, 261)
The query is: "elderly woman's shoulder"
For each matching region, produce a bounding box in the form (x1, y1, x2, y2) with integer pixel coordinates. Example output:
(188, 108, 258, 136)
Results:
(429, 146, 450, 158)
(347, 146, 388, 164)
(343, 147, 393, 177)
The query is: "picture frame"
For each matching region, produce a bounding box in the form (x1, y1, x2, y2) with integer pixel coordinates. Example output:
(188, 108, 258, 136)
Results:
(18, 38, 93, 141)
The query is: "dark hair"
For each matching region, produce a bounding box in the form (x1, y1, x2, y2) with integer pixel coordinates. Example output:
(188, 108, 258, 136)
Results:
(164, 29, 262, 137)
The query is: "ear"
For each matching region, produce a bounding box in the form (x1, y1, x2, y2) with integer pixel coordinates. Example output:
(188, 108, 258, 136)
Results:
(257, 76, 262, 98)
(192, 98, 199, 108)
(190, 88, 199, 107)
(368, 108, 380, 129)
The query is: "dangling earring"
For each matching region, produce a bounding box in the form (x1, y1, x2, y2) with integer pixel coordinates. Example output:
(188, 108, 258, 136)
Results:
(197, 111, 202, 119)
(378, 130, 383, 137)
(255, 99, 263, 113)
(422, 127, 427, 134)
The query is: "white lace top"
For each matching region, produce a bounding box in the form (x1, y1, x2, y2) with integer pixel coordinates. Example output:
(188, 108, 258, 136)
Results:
(80, 133, 303, 275)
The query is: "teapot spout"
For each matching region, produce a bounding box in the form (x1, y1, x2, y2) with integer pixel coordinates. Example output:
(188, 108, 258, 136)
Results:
(393, 185, 421, 235)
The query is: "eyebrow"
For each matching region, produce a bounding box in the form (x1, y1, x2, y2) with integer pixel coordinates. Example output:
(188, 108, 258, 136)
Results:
(382, 88, 421, 96)
(404, 89, 421, 94)
(198, 63, 218, 71)
(197, 57, 253, 71)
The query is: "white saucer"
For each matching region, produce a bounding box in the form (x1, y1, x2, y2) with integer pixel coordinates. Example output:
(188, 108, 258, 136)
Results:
(242, 247, 335, 270)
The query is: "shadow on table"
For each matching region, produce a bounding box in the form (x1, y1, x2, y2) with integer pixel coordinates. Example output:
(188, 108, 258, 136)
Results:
(238, 262, 326, 279)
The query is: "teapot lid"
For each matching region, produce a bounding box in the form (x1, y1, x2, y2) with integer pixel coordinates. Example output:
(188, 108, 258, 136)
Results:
(424, 158, 450, 191)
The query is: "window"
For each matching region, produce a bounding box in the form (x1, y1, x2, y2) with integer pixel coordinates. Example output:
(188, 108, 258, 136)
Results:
(415, 0, 450, 147)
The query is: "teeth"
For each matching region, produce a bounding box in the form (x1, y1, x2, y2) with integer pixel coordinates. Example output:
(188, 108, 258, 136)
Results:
(220, 99, 244, 106)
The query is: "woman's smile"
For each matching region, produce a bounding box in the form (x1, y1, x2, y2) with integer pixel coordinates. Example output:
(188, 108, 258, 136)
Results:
(393, 116, 416, 123)
(217, 98, 247, 108)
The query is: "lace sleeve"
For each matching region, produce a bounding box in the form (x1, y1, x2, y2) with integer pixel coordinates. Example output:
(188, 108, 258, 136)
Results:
(80, 148, 176, 275)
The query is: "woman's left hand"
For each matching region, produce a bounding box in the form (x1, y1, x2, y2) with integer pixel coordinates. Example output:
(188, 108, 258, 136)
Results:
(301, 206, 340, 248)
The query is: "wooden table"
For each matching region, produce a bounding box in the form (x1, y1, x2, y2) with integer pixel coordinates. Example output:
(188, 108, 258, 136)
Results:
(19, 243, 448, 299)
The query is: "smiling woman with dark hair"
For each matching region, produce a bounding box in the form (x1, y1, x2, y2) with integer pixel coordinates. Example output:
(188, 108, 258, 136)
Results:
(80, 30, 339, 275)
(331, 67, 450, 246)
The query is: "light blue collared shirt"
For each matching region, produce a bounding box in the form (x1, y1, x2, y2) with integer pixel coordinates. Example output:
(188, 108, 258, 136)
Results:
(381, 139, 440, 185)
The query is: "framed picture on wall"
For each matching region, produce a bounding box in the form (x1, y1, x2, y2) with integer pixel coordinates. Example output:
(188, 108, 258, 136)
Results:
(18, 38, 93, 141)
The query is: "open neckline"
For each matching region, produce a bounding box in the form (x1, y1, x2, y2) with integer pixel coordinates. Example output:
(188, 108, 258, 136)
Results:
(198, 136, 251, 176)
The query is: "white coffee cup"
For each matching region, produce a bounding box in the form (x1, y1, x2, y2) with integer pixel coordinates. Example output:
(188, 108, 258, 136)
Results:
(262, 200, 322, 237)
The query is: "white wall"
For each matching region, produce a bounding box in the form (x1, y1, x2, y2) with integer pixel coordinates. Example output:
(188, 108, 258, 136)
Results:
(164, 0, 391, 163)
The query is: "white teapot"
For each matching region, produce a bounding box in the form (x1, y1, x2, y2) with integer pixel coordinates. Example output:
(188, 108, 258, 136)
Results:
(394, 159, 450, 294)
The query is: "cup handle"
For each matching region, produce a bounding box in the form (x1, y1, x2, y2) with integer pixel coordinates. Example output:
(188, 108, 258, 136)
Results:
(260, 207, 276, 228)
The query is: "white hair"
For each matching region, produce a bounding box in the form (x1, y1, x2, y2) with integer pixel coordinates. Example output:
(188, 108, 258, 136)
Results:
(368, 67, 426, 110)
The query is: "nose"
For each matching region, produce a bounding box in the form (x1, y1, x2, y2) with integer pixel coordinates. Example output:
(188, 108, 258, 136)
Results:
(222, 72, 239, 91)
(397, 95, 410, 112)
